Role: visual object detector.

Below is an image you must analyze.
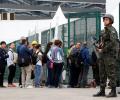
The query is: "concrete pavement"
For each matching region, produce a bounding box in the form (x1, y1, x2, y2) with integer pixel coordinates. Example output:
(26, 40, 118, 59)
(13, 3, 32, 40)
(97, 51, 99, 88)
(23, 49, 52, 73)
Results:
(0, 87, 120, 100)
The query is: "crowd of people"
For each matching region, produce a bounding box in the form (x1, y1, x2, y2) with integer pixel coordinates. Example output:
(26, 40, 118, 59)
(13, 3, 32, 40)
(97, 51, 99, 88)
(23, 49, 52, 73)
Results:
(0, 36, 93, 89)
(0, 38, 64, 88)
(0, 14, 120, 98)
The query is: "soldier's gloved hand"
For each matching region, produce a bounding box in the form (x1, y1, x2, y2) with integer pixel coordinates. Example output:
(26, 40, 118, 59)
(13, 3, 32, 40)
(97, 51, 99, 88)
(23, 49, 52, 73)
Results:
(98, 49, 102, 53)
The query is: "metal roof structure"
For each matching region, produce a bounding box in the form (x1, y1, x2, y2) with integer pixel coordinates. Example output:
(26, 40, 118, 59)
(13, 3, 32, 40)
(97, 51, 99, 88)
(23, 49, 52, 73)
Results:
(0, 0, 106, 20)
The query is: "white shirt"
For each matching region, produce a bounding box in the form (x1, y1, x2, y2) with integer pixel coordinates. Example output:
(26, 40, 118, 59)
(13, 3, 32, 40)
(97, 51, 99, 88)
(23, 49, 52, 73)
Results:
(36, 51, 42, 66)
(47, 50, 52, 61)
(7, 48, 14, 67)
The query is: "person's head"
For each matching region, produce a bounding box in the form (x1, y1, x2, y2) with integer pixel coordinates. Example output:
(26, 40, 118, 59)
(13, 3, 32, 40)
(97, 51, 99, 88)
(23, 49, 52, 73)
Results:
(83, 42, 87, 47)
(9, 43, 15, 49)
(21, 39, 27, 45)
(47, 42, 53, 48)
(45, 42, 53, 54)
(54, 40, 60, 46)
(31, 40, 38, 47)
(76, 42, 81, 49)
(0, 41, 7, 49)
(20, 36, 26, 43)
(35, 44, 41, 50)
(103, 14, 114, 26)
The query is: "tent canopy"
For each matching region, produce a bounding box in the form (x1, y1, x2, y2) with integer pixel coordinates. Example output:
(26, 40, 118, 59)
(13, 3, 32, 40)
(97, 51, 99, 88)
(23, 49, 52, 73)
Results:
(50, 6, 67, 41)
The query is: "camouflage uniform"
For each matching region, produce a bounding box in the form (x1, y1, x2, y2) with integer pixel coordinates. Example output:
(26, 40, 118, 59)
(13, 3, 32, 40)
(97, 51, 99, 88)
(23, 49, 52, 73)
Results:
(99, 26, 118, 88)
(93, 14, 118, 97)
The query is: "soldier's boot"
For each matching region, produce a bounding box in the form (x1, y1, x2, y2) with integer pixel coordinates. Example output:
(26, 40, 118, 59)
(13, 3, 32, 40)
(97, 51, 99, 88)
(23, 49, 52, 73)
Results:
(93, 87, 105, 97)
(106, 87, 117, 98)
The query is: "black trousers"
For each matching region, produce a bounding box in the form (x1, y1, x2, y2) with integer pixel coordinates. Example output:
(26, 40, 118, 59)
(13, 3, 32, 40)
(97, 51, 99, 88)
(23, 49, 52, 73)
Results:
(69, 63, 81, 87)
(53, 63, 63, 87)
(19, 68, 22, 86)
(8, 65, 16, 84)
(92, 64, 100, 86)
(0, 65, 6, 86)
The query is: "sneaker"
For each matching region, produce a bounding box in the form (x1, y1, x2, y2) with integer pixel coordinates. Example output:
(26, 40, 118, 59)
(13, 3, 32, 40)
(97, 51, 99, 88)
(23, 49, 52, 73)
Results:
(12, 84, 16, 87)
(8, 84, 13, 87)
(8, 84, 16, 87)
(26, 85, 33, 89)
(19, 85, 23, 88)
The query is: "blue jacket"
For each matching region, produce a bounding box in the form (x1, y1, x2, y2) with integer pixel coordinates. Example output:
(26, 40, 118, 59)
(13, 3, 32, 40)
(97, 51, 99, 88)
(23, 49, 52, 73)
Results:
(17, 44, 21, 54)
(19, 44, 32, 61)
(81, 47, 90, 66)
(50, 46, 64, 63)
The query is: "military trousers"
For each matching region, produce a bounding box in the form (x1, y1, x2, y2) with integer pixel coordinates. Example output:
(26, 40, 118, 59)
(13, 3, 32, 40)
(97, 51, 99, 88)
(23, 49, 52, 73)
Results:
(98, 54, 117, 88)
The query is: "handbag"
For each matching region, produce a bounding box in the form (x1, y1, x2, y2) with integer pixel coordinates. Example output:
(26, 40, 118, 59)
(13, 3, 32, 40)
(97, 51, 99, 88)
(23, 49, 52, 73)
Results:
(50, 61, 54, 69)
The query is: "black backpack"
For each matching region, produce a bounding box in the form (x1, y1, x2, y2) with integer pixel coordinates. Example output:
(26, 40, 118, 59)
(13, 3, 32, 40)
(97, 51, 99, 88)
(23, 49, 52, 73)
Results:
(32, 51, 39, 65)
(18, 55, 31, 67)
(42, 53, 48, 65)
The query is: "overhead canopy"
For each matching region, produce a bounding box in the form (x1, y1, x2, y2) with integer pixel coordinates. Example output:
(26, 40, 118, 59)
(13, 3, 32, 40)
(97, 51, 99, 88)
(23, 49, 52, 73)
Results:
(51, 6, 67, 27)
(50, 6, 67, 40)
(0, 0, 105, 20)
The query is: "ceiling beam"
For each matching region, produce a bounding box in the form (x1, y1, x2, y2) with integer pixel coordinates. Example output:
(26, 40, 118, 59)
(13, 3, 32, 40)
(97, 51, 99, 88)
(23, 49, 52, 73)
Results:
(18, 0, 31, 5)
(15, 14, 51, 20)
(7, 0, 20, 4)
(35, 0, 106, 4)
(0, 3, 105, 13)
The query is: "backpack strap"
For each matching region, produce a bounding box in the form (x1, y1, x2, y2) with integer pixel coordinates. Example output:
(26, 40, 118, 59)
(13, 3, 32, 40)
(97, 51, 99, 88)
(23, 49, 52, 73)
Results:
(36, 51, 40, 63)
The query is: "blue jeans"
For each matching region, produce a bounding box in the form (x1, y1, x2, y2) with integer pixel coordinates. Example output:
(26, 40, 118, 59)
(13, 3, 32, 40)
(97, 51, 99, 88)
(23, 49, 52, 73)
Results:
(34, 65, 42, 87)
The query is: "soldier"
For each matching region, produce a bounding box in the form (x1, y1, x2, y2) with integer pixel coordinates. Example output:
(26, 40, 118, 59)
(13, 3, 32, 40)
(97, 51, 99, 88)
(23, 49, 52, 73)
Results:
(93, 14, 118, 97)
